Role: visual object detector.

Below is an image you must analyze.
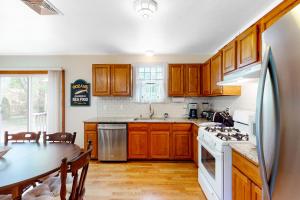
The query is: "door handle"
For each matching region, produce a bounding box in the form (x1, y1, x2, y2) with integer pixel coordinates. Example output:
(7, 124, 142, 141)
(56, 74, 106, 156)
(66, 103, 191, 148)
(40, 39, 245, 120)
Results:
(256, 46, 280, 200)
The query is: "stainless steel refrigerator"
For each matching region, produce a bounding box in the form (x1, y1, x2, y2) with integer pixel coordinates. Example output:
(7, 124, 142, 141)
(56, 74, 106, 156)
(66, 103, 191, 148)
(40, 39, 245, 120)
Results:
(256, 4, 300, 200)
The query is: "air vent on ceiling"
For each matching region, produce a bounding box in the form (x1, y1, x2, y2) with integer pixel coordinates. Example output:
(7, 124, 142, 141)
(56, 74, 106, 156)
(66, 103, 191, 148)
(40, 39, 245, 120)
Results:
(21, 0, 62, 15)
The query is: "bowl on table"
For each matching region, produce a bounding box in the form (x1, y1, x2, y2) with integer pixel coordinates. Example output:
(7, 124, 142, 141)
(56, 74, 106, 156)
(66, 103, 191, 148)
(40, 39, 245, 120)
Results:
(0, 146, 11, 158)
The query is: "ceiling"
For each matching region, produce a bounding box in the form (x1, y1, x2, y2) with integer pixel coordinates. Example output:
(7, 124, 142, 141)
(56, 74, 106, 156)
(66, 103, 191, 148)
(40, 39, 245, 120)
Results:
(0, 0, 281, 55)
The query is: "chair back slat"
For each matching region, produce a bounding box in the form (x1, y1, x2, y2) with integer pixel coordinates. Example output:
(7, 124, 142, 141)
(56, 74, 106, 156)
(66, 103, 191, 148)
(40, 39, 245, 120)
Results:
(4, 131, 41, 145)
(43, 132, 76, 144)
(60, 141, 92, 200)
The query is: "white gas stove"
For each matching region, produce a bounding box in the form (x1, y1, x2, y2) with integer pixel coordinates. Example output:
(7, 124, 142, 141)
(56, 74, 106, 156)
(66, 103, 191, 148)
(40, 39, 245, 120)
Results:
(197, 110, 255, 200)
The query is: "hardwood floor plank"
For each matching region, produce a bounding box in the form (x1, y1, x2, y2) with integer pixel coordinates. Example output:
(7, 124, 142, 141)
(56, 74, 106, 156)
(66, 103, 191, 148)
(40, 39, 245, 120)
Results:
(85, 161, 207, 200)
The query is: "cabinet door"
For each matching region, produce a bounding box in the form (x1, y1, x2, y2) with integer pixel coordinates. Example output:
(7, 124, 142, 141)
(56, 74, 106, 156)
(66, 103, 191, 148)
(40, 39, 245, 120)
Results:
(111, 64, 132, 96)
(211, 52, 223, 95)
(193, 125, 199, 167)
(237, 25, 259, 68)
(173, 131, 192, 160)
(168, 64, 184, 96)
(223, 40, 237, 74)
(85, 131, 98, 159)
(149, 131, 170, 159)
(251, 183, 262, 200)
(92, 64, 111, 96)
(185, 64, 201, 96)
(232, 167, 251, 200)
(202, 61, 211, 96)
(128, 131, 148, 159)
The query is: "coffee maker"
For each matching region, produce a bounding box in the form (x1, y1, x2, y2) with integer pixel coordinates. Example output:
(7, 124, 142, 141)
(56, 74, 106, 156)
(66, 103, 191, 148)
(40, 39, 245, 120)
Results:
(188, 103, 198, 119)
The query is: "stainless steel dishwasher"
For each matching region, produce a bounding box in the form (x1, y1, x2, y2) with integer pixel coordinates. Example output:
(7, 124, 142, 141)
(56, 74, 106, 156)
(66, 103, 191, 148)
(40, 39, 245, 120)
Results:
(98, 123, 127, 161)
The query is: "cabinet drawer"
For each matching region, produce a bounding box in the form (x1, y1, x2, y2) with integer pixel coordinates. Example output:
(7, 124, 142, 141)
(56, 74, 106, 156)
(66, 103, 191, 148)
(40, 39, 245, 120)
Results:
(172, 123, 192, 131)
(128, 123, 149, 131)
(84, 123, 97, 131)
(150, 123, 170, 131)
(232, 150, 262, 187)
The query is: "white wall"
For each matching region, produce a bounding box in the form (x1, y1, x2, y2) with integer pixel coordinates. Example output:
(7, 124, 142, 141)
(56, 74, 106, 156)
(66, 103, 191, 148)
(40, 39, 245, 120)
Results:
(210, 80, 259, 114)
(0, 54, 208, 147)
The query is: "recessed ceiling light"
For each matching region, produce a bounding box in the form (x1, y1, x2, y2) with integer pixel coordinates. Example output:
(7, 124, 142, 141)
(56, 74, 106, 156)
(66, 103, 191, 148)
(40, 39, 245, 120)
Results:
(145, 50, 155, 56)
(134, 0, 158, 19)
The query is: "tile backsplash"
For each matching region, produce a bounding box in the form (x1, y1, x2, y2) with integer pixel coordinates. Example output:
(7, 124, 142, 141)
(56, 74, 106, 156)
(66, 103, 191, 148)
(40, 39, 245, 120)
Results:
(97, 97, 210, 118)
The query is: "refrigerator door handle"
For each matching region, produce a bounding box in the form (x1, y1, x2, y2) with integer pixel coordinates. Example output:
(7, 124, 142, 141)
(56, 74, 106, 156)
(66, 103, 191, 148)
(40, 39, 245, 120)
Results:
(256, 46, 281, 200)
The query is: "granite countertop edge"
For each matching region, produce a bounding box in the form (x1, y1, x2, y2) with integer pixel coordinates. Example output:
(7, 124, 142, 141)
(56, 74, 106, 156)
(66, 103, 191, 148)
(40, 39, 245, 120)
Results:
(230, 143, 259, 166)
(83, 117, 208, 126)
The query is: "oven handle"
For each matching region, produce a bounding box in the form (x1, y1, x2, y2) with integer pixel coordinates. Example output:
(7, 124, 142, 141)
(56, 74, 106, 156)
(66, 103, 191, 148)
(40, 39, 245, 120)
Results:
(199, 140, 223, 158)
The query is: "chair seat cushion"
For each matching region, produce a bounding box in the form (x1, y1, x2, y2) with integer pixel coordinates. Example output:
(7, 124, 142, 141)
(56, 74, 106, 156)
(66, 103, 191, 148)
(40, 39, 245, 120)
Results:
(0, 195, 12, 200)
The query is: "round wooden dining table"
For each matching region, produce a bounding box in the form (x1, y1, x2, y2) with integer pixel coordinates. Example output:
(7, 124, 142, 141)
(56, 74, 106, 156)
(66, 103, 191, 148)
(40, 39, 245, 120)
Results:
(0, 143, 81, 199)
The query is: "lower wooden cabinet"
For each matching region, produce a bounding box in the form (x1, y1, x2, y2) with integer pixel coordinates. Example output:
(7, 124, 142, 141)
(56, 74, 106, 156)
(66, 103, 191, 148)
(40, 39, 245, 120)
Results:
(128, 130, 148, 159)
(149, 131, 170, 159)
(232, 150, 262, 200)
(173, 131, 192, 160)
(128, 123, 192, 160)
(84, 122, 98, 160)
(192, 125, 199, 167)
(232, 166, 251, 200)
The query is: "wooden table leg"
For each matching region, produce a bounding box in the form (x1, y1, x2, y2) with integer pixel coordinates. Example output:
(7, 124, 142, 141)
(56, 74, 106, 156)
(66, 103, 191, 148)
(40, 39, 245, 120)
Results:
(10, 186, 23, 200)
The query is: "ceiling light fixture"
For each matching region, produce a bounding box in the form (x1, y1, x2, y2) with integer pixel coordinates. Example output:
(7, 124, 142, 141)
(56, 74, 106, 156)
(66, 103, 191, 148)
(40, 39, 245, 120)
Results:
(134, 0, 158, 19)
(145, 50, 155, 56)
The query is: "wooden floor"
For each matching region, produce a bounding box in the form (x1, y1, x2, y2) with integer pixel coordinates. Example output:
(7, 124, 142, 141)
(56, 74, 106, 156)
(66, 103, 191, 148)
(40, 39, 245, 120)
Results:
(85, 161, 207, 200)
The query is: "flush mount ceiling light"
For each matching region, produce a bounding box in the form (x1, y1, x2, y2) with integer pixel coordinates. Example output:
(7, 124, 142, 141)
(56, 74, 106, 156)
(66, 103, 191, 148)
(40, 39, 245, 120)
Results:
(145, 50, 155, 56)
(134, 0, 158, 19)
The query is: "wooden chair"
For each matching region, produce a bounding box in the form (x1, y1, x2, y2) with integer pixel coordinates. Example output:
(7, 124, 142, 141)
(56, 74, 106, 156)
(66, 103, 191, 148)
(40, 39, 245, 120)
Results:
(60, 141, 92, 200)
(4, 131, 41, 145)
(22, 142, 92, 200)
(43, 132, 76, 144)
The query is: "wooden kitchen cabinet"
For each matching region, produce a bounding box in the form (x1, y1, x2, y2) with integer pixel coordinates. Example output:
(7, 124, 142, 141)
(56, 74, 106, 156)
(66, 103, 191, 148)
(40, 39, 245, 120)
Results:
(128, 130, 148, 159)
(223, 40, 237, 74)
(92, 64, 111, 96)
(168, 64, 201, 97)
(211, 52, 223, 95)
(192, 124, 199, 167)
(149, 131, 170, 159)
(251, 183, 262, 200)
(232, 150, 262, 200)
(92, 64, 132, 96)
(84, 122, 98, 159)
(202, 61, 211, 96)
(237, 25, 259, 68)
(232, 166, 251, 200)
(184, 64, 201, 96)
(173, 131, 192, 160)
(168, 64, 185, 96)
(111, 64, 132, 96)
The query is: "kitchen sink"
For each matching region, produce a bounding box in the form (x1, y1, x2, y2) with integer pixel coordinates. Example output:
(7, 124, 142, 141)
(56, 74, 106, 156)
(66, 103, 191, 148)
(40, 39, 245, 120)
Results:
(133, 117, 167, 121)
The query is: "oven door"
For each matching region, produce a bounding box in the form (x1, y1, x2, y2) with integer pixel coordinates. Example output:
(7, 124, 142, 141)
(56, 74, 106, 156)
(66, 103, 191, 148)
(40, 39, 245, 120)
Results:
(199, 141, 224, 200)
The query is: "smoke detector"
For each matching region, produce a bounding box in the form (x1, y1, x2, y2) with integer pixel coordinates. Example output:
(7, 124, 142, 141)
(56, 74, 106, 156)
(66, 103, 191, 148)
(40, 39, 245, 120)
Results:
(21, 0, 62, 15)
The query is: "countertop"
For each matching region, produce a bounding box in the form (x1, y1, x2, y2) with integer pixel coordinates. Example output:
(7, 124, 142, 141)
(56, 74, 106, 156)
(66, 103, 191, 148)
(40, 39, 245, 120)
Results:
(230, 143, 259, 165)
(84, 117, 208, 126)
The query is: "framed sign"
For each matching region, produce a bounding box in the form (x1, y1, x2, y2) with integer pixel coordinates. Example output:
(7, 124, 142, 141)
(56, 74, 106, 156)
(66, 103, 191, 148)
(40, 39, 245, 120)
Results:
(71, 79, 90, 106)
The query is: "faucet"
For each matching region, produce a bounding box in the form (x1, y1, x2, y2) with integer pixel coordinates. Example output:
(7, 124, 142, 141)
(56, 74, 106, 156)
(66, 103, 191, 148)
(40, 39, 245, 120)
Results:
(149, 103, 154, 119)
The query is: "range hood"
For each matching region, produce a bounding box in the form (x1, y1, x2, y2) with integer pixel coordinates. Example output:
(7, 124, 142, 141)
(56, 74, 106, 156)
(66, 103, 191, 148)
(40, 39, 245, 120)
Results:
(21, 0, 62, 15)
(217, 63, 261, 86)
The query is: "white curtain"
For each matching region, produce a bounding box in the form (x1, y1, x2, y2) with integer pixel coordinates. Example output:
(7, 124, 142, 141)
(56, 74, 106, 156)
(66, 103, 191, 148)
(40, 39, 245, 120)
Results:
(47, 70, 62, 133)
(133, 63, 167, 103)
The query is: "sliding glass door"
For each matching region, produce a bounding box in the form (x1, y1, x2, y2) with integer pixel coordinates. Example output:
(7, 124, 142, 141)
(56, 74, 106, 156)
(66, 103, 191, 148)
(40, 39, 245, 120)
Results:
(0, 75, 48, 142)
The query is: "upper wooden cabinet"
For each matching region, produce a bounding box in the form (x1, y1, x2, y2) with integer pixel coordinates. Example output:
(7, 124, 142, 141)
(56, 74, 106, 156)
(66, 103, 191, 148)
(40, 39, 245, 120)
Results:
(210, 52, 223, 95)
(223, 40, 237, 74)
(202, 61, 211, 96)
(111, 64, 132, 96)
(92, 64, 111, 96)
(184, 64, 201, 96)
(168, 64, 201, 97)
(237, 25, 259, 68)
(92, 64, 132, 96)
(168, 64, 185, 96)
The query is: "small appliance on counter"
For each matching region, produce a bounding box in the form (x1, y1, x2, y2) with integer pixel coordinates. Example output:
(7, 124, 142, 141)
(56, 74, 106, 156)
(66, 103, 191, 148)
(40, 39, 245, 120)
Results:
(188, 103, 198, 119)
(200, 102, 214, 120)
